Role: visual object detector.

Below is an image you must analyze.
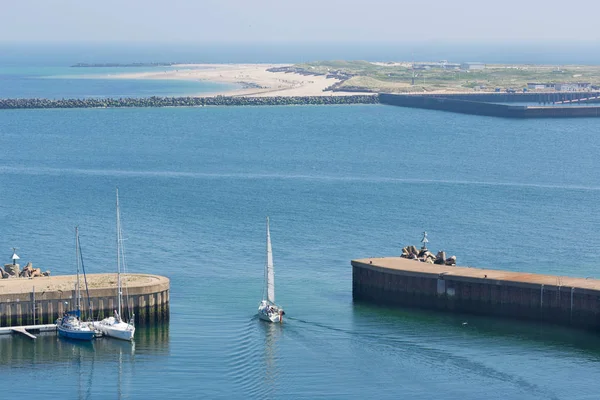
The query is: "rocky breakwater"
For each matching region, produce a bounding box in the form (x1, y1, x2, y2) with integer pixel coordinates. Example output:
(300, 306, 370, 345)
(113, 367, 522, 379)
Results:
(401, 245, 457, 266)
(0, 95, 380, 110)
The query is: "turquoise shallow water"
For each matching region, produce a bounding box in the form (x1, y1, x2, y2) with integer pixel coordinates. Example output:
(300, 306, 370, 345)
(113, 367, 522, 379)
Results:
(0, 105, 600, 399)
(0, 65, 235, 99)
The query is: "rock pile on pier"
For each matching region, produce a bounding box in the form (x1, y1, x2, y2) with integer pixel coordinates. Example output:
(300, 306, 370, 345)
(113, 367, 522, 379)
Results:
(1, 263, 50, 279)
(401, 245, 457, 266)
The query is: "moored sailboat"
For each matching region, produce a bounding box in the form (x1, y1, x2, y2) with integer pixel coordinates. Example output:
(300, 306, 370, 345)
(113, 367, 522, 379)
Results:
(57, 227, 96, 341)
(93, 189, 135, 341)
(258, 217, 285, 323)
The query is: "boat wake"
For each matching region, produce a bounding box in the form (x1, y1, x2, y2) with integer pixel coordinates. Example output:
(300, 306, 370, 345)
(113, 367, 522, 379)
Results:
(226, 317, 284, 399)
(1, 165, 599, 193)
(281, 315, 561, 400)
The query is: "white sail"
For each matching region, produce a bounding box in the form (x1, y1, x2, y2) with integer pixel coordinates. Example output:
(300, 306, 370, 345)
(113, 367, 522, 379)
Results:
(266, 217, 275, 304)
(258, 216, 284, 323)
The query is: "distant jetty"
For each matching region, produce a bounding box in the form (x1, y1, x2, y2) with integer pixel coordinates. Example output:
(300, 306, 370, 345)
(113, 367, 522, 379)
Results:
(71, 62, 176, 68)
(0, 95, 380, 110)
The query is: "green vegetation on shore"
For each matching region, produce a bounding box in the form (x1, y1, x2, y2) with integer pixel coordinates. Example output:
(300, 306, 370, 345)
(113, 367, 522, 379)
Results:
(289, 61, 600, 93)
(0, 95, 379, 110)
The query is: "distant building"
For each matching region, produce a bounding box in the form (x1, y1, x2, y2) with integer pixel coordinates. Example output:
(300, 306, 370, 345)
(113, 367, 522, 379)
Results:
(460, 62, 485, 70)
(527, 83, 554, 90)
(527, 82, 591, 91)
(412, 62, 460, 70)
(444, 63, 461, 69)
(554, 82, 591, 91)
(413, 64, 432, 70)
(438, 60, 460, 69)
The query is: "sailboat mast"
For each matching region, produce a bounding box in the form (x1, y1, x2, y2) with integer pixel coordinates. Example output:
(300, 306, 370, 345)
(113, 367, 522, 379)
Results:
(116, 188, 122, 320)
(78, 230, 93, 320)
(266, 217, 275, 304)
(263, 217, 268, 301)
(76, 226, 81, 312)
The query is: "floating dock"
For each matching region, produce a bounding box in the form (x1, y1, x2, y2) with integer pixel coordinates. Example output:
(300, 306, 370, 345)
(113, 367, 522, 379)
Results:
(352, 257, 600, 330)
(0, 324, 57, 339)
(0, 273, 169, 327)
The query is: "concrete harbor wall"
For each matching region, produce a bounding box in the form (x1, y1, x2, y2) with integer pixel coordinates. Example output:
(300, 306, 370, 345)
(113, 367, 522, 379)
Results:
(0, 273, 170, 327)
(379, 93, 600, 118)
(352, 258, 600, 331)
(380, 94, 525, 117)
(423, 92, 600, 104)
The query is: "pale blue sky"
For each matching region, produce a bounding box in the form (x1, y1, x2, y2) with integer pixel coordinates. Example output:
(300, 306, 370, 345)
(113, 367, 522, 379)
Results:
(3, 0, 599, 42)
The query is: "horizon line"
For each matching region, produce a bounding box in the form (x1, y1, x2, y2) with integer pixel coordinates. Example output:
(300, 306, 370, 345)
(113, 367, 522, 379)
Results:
(2, 39, 600, 45)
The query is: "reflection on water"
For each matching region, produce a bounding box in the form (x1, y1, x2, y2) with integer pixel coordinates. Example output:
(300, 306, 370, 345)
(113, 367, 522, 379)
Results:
(226, 317, 284, 398)
(351, 300, 600, 357)
(0, 324, 169, 399)
(258, 320, 282, 389)
(0, 323, 169, 366)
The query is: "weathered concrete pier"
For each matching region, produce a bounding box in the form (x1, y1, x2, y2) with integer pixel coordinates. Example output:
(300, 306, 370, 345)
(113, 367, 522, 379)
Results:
(352, 257, 600, 331)
(0, 273, 169, 327)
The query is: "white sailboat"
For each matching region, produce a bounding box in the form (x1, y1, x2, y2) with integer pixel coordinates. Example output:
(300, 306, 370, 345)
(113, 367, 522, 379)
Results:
(93, 189, 135, 341)
(258, 217, 285, 323)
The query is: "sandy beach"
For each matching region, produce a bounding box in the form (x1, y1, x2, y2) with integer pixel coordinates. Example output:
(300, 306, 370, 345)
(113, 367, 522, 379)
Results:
(106, 63, 370, 97)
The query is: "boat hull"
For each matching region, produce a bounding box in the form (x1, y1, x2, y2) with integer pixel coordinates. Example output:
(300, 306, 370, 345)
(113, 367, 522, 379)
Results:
(57, 326, 96, 341)
(258, 302, 284, 323)
(93, 318, 135, 341)
(258, 312, 281, 323)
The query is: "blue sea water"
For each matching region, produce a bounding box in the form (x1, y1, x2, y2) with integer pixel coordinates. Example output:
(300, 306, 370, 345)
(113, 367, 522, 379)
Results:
(1, 104, 600, 399)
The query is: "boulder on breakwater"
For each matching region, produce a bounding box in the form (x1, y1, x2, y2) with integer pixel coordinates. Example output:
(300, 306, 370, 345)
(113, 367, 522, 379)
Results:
(1, 262, 50, 279)
(401, 245, 457, 266)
